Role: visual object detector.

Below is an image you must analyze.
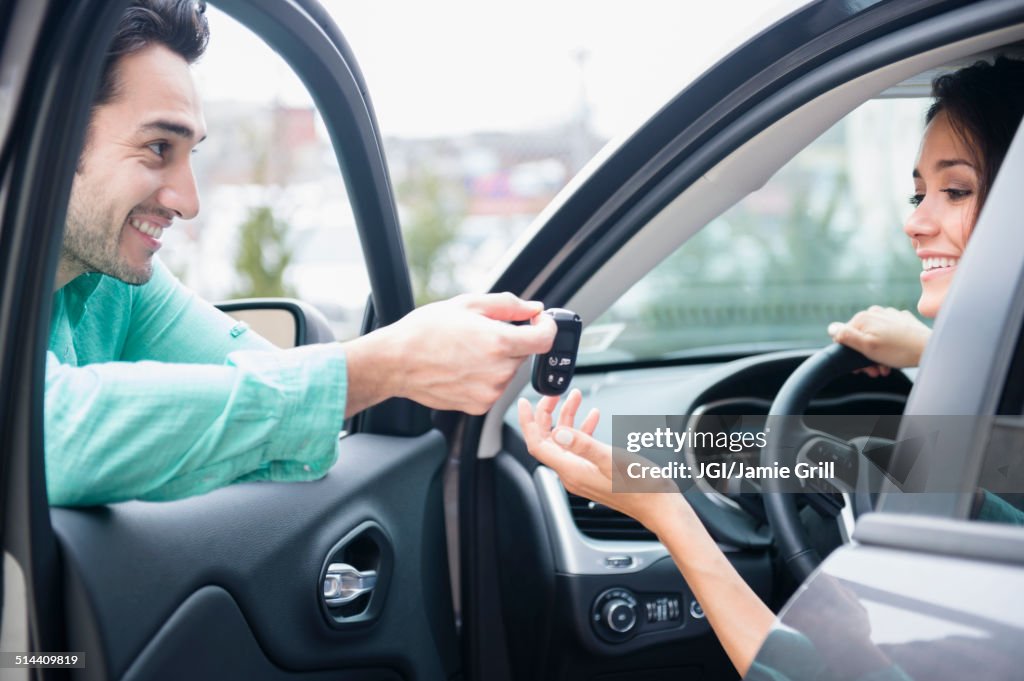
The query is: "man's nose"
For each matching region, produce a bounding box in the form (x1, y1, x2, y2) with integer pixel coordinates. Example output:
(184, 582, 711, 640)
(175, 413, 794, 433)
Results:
(157, 158, 200, 220)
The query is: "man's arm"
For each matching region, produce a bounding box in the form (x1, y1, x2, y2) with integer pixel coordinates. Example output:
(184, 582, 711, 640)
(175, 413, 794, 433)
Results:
(343, 293, 558, 417)
(121, 260, 557, 417)
(45, 343, 347, 506)
(47, 261, 554, 504)
(120, 258, 278, 364)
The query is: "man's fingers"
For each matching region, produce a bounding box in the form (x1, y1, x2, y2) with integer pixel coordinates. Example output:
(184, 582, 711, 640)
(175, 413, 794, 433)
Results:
(557, 389, 582, 428)
(503, 313, 557, 356)
(464, 292, 544, 321)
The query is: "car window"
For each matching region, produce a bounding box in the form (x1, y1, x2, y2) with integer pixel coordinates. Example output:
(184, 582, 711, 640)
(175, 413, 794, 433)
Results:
(324, 0, 804, 305)
(160, 6, 369, 341)
(579, 97, 933, 365)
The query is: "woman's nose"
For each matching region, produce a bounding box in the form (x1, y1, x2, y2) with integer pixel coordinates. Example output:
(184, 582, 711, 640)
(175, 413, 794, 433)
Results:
(903, 201, 940, 241)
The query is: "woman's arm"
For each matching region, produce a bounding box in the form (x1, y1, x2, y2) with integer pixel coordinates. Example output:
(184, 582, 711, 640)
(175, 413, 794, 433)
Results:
(654, 498, 776, 676)
(518, 391, 774, 676)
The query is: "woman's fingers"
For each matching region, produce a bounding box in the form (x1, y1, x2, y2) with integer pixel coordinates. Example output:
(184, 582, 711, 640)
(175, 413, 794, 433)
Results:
(828, 321, 872, 352)
(517, 398, 541, 443)
(552, 426, 613, 479)
(854, 364, 892, 378)
(518, 399, 570, 468)
(557, 389, 583, 429)
(535, 395, 559, 431)
(580, 407, 600, 436)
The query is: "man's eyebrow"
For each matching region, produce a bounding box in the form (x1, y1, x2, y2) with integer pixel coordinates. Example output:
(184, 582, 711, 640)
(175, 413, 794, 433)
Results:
(138, 120, 207, 143)
(913, 158, 975, 178)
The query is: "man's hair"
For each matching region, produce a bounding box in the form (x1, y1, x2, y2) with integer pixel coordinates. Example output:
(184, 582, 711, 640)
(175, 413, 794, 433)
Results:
(94, 0, 210, 108)
(926, 56, 1024, 215)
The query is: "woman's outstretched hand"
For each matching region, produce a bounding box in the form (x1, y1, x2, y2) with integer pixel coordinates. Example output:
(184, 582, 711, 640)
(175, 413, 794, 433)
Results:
(519, 389, 775, 677)
(517, 388, 684, 535)
(828, 306, 931, 377)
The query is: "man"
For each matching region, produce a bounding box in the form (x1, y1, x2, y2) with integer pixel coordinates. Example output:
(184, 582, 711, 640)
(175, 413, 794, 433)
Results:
(46, 0, 556, 506)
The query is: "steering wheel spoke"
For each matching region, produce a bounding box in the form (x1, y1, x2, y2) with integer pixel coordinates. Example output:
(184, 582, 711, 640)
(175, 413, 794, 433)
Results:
(796, 430, 860, 494)
(762, 344, 876, 581)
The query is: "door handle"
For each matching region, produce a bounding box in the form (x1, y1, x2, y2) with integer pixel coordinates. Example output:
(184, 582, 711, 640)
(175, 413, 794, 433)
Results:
(322, 563, 377, 606)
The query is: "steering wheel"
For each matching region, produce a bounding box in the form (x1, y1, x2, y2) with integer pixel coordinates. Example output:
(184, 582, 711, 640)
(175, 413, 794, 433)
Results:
(760, 343, 876, 582)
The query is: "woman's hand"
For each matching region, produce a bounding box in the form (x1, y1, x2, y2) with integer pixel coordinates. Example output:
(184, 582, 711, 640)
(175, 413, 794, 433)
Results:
(520, 390, 776, 677)
(827, 306, 931, 377)
(517, 389, 686, 535)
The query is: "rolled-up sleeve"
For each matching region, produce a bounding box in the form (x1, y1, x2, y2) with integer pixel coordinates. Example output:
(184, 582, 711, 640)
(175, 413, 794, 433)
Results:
(44, 342, 348, 506)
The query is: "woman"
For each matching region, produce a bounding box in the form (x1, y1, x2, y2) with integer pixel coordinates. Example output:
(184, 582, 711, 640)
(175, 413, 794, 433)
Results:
(828, 56, 1024, 376)
(518, 56, 1024, 678)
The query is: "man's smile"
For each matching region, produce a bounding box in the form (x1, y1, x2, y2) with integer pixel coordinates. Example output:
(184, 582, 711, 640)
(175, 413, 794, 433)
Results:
(129, 216, 166, 240)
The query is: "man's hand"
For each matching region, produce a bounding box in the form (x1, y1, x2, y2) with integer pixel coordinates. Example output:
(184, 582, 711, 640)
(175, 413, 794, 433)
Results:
(827, 306, 931, 377)
(345, 292, 557, 416)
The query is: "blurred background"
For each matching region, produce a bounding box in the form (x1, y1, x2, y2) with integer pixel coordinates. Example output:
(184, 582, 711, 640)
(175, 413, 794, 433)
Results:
(161, 0, 926, 362)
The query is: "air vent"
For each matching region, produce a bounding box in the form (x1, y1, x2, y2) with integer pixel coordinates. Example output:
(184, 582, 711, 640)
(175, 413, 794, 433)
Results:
(567, 493, 657, 541)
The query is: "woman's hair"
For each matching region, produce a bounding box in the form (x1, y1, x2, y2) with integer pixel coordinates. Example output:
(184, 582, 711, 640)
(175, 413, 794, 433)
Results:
(926, 56, 1024, 217)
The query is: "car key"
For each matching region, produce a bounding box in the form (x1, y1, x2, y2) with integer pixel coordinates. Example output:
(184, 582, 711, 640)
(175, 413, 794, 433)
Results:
(532, 309, 582, 396)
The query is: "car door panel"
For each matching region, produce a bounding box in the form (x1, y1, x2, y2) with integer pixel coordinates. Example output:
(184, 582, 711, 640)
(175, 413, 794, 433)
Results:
(53, 431, 456, 680)
(123, 587, 401, 681)
(753, 514, 1024, 680)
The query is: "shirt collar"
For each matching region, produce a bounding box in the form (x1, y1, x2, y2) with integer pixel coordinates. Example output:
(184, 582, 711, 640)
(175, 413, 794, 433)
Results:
(61, 273, 103, 327)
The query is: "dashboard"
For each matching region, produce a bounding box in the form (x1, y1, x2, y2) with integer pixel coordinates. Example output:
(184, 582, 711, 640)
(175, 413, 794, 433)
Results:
(497, 349, 913, 679)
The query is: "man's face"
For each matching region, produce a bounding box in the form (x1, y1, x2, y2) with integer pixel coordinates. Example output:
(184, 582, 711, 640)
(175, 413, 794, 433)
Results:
(63, 44, 206, 285)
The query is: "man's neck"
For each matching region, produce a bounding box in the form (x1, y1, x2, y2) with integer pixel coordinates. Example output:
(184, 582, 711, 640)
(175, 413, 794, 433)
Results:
(55, 258, 87, 291)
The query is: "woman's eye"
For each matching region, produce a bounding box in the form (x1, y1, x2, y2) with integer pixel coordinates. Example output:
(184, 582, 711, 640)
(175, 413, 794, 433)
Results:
(941, 188, 973, 201)
(908, 193, 924, 207)
(146, 142, 169, 158)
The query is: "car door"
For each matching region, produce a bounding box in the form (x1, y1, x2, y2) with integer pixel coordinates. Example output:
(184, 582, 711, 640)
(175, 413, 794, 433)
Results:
(0, 1, 456, 679)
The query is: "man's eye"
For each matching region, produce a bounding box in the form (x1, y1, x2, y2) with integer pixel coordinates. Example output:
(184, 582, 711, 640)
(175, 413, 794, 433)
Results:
(146, 142, 169, 158)
(908, 193, 924, 207)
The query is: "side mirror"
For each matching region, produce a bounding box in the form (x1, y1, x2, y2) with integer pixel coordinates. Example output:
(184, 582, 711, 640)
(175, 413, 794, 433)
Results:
(215, 299, 336, 348)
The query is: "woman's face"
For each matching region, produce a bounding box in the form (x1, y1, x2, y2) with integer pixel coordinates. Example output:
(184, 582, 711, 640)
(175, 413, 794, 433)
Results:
(905, 110, 979, 318)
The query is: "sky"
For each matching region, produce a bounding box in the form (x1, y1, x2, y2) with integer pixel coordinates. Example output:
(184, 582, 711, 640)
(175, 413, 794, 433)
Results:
(194, 0, 808, 140)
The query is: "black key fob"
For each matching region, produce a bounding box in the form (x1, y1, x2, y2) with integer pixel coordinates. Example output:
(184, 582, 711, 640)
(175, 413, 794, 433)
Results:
(532, 309, 582, 396)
